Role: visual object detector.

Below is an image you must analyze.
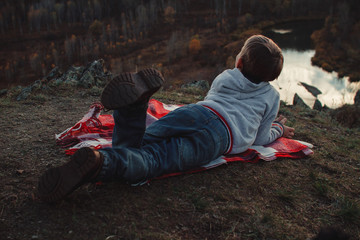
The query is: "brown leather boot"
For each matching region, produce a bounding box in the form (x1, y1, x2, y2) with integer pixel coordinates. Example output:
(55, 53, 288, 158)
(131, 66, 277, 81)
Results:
(38, 147, 103, 202)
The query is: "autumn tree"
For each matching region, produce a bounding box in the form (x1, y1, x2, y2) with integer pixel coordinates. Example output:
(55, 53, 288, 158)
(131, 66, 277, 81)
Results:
(4, 62, 14, 81)
(64, 34, 77, 62)
(189, 37, 201, 55)
(29, 52, 42, 73)
(164, 6, 175, 24)
(89, 19, 104, 37)
(106, 20, 119, 43)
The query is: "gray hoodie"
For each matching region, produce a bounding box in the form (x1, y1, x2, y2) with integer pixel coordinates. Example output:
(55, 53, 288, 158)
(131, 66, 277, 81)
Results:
(197, 68, 283, 154)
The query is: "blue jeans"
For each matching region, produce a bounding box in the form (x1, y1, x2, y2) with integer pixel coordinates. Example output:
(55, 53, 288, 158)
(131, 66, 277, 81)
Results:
(98, 104, 230, 184)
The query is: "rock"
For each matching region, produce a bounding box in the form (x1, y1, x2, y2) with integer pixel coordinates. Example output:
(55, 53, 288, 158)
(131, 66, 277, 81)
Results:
(0, 89, 7, 97)
(181, 80, 210, 91)
(293, 93, 310, 108)
(300, 82, 322, 97)
(56, 66, 85, 85)
(313, 99, 323, 111)
(51, 59, 111, 87)
(322, 105, 330, 111)
(32, 80, 42, 90)
(16, 59, 112, 100)
(78, 70, 95, 88)
(16, 85, 33, 101)
(78, 59, 110, 88)
(45, 66, 62, 81)
(16, 80, 43, 101)
(355, 90, 360, 105)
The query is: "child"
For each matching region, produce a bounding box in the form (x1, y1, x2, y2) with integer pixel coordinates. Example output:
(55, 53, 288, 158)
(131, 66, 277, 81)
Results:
(38, 35, 295, 202)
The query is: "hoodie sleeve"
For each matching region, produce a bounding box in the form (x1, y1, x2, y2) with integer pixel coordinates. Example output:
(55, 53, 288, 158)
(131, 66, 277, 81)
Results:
(253, 100, 284, 146)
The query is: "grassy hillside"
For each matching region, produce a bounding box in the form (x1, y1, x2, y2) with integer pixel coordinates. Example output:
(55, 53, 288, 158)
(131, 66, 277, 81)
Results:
(0, 86, 359, 239)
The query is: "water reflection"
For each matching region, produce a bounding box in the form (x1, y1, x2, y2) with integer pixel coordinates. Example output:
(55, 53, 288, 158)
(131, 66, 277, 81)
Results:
(264, 20, 359, 108)
(272, 29, 293, 34)
(271, 50, 360, 108)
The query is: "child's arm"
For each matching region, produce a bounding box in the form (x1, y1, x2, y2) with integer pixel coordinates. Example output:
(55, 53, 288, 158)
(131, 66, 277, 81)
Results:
(253, 114, 284, 145)
(253, 114, 295, 146)
(275, 115, 295, 138)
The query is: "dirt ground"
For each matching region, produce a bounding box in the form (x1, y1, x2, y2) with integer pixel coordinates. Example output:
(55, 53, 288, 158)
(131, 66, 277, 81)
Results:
(0, 86, 359, 239)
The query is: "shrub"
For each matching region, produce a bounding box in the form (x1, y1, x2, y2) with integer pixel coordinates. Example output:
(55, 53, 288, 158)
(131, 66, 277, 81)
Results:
(321, 62, 333, 72)
(330, 104, 360, 128)
(89, 20, 103, 36)
(335, 197, 360, 224)
(189, 38, 201, 55)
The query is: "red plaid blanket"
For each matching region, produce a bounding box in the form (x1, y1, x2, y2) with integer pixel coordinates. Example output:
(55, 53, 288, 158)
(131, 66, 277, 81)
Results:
(56, 99, 313, 178)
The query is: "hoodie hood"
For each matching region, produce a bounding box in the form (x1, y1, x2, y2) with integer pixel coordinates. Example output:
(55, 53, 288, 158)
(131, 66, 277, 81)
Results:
(206, 68, 271, 101)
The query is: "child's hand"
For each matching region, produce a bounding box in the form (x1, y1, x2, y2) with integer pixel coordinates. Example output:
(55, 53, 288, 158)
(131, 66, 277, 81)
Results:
(275, 115, 295, 138)
(283, 125, 295, 138)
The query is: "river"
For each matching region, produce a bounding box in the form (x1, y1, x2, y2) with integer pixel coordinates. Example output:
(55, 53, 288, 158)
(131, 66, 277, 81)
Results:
(264, 20, 360, 108)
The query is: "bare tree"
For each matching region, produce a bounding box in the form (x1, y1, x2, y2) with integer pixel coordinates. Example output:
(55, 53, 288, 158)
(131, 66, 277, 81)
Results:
(0, 13, 4, 34)
(64, 34, 77, 62)
(338, 1, 350, 36)
(54, 3, 65, 24)
(121, 12, 128, 41)
(238, 0, 243, 15)
(136, 4, 148, 38)
(66, 0, 77, 24)
(93, 0, 102, 20)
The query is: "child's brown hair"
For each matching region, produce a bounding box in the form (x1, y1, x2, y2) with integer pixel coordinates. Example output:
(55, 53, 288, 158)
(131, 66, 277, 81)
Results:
(236, 35, 283, 83)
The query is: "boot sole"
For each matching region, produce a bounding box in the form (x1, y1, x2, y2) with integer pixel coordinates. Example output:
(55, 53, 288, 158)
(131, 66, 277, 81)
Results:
(38, 148, 102, 202)
(100, 68, 164, 110)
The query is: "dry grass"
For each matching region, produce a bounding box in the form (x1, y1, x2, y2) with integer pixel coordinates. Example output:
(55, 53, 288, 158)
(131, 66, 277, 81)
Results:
(0, 87, 359, 240)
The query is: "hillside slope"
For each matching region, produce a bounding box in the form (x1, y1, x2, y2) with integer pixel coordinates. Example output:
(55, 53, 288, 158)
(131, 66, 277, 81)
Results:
(0, 85, 359, 239)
